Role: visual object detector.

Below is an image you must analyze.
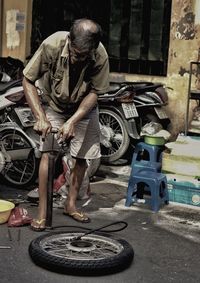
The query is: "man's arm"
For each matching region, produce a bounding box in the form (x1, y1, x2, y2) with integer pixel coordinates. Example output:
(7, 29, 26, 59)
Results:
(22, 77, 51, 138)
(70, 91, 98, 123)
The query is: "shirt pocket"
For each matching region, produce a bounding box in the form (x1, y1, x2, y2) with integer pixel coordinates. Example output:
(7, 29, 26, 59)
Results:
(50, 70, 64, 96)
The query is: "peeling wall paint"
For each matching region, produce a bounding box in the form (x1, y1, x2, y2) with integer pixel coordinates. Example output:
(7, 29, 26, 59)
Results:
(118, 0, 200, 138)
(172, 11, 196, 40)
(179, 67, 188, 76)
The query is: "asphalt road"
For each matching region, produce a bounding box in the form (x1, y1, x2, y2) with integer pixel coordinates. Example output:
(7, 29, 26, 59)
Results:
(0, 164, 200, 283)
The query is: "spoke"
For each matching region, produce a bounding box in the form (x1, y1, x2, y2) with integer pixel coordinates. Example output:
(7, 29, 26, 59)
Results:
(44, 239, 69, 249)
(1, 131, 34, 184)
(5, 161, 33, 182)
(19, 161, 28, 182)
(110, 119, 119, 130)
(108, 147, 117, 155)
(41, 235, 122, 260)
(113, 140, 122, 148)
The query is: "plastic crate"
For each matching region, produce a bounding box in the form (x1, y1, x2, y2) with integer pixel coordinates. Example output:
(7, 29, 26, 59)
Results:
(166, 174, 200, 207)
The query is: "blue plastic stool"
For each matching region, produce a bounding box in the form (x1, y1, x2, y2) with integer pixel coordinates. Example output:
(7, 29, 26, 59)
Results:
(131, 142, 163, 174)
(125, 170, 169, 212)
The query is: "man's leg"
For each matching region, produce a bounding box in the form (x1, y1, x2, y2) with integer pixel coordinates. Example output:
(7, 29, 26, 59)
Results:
(65, 158, 87, 213)
(63, 107, 101, 222)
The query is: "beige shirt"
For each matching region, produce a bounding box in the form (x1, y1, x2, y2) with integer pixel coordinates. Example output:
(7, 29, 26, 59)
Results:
(23, 31, 110, 113)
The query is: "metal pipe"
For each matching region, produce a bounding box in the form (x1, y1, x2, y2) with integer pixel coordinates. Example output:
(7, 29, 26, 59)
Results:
(45, 133, 56, 228)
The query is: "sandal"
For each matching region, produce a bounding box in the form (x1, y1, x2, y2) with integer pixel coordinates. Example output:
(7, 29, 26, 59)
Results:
(63, 211, 91, 223)
(30, 219, 46, 232)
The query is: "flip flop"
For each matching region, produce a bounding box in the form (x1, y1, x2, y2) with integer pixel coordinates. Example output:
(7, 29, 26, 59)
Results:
(63, 211, 91, 223)
(30, 219, 46, 232)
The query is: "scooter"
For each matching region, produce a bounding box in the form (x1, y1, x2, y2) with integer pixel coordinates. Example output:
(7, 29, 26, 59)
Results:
(98, 81, 170, 164)
(0, 79, 100, 187)
(0, 79, 41, 187)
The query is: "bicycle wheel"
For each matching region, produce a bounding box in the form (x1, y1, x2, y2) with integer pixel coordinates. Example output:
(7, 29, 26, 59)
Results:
(29, 231, 134, 276)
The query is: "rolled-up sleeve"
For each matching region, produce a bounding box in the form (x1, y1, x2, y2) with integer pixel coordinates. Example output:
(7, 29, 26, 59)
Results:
(90, 44, 110, 94)
(23, 43, 49, 83)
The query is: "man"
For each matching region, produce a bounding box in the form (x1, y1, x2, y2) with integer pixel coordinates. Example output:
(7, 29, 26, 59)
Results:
(22, 18, 109, 230)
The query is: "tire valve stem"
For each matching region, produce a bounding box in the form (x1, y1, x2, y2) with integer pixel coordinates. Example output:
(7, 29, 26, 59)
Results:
(71, 221, 128, 243)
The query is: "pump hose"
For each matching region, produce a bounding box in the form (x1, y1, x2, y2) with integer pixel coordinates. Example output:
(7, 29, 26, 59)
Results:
(45, 221, 128, 241)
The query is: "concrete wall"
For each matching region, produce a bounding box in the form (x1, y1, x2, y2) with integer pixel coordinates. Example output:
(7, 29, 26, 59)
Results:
(1, 0, 200, 138)
(112, 0, 200, 138)
(167, 0, 200, 136)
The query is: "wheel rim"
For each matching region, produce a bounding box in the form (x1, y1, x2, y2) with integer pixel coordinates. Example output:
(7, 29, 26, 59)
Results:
(99, 111, 125, 158)
(1, 130, 36, 185)
(40, 233, 124, 260)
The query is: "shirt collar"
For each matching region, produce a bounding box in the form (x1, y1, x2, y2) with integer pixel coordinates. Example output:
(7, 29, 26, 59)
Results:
(61, 34, 70, 58)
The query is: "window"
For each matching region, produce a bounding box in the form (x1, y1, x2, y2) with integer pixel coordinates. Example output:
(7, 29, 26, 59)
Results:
(31, 0, 172, 76)
(108, 0, 172, 76)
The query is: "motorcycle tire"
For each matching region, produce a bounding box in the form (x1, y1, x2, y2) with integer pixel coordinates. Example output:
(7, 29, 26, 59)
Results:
(29, 231, 134, 276)
(99, 109, 130, 164)
(0, 129, 39, 187)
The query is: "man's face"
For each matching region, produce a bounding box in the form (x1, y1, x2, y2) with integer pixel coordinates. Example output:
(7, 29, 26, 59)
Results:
(69, 41, 94, 65)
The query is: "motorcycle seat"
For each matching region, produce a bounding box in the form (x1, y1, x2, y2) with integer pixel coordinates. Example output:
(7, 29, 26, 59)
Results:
(108, 83, 125, 94)
(107, 81, 154, 94)
(0, 79, 22, 95)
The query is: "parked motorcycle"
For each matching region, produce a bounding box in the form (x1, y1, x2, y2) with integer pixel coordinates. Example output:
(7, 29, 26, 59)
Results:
(0, 79, 41, 187)
(0, 71, 171, 185)
(98, 81, 170, 164)
(0, 79, 100, 187)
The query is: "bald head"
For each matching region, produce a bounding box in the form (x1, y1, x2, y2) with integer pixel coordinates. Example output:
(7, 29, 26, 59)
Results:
(74, 19, 99, 33)
(69, 18, 102, 52)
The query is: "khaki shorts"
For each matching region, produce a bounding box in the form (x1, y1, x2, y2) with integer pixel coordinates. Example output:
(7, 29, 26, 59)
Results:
(40, 106, 101, 159)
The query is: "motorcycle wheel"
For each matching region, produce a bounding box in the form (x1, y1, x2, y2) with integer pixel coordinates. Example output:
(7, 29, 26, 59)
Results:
(99, 109, 130, 164)
(29, 231, 134, 276)
(0, 129, 39, 187)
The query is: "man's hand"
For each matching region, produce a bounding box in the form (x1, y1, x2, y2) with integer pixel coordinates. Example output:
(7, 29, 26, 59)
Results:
(34, 118, 52, 141)
(57, 92, 98, 142)
(58, 120, 75, 141)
